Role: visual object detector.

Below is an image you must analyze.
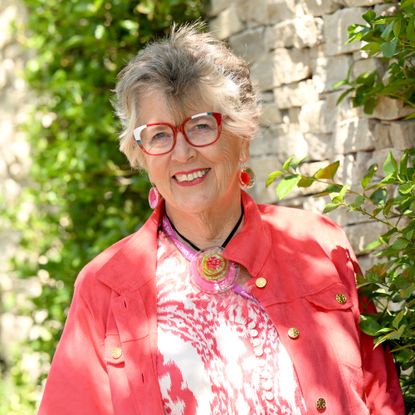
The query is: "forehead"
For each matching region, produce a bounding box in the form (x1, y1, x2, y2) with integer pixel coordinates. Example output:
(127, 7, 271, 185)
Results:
(136, 86, 217, 125)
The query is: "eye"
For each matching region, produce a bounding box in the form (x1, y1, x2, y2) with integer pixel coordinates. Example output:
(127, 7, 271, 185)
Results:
(151, 131, 170, 142)
(187, 116, 216, 134)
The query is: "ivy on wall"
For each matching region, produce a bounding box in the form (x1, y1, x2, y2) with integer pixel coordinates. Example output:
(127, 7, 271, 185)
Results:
(2, 1, 206, 413)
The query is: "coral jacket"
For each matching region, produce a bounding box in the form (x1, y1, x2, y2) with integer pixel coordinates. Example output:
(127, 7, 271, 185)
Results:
(38, 192, 404, 415)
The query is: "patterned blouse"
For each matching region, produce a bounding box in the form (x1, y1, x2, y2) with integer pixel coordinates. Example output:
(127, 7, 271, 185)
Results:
(156, 230, 307, 415)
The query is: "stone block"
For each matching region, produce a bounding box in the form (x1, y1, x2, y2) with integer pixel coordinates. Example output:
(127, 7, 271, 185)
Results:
(352, 58, 385, 79)
(301, 0, 342, 16)
(344, 0, 384, 6)
(268, 0, 297, 24)
(273, 48, 311, 86)
(265, 16, 323, 50)
(334, 117, 376, 154)
(345, 221, 388, 254)
(304, 132, 334, 160)
(259, 102, 282, 126)
(299, 99, 336, 134)
(235, 0, 268, 26)
(372, 121, 392, 150)
(324, 8, 366, 56)
(274, 79, 319, 109)
(274, 126, 308, 162)
(250, 126, 280, 157)
(210, 4, 244, 40)
(249, 155, 282, 203)
(251, 48, 311, 90)
(260, 91, 275, 103)
(389, 121, 415, 150)
(312, 55, 353, 93)
(371, 97, 414, 121)
(209, 0, 230, 15)
(251, 55, 275, 91)
(229, 28, 266, 63)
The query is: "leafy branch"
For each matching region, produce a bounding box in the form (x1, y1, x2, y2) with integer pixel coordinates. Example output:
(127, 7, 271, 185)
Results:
(267, 150, 415, 409)
(335, 0, 415, 117)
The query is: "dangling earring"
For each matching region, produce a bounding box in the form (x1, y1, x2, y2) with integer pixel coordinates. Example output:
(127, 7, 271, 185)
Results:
(148, 186, 161, 209)
(239, 165, 256, 189)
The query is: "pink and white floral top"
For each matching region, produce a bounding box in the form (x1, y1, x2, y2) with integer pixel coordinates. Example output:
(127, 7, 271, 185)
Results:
(156, 231, 307, 415)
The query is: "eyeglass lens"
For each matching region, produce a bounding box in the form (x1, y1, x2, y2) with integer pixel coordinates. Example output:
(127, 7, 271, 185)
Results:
(140, 113, 220, 155)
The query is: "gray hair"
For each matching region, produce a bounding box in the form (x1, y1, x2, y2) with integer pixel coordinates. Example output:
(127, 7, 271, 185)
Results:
(114, 22, 259, 169)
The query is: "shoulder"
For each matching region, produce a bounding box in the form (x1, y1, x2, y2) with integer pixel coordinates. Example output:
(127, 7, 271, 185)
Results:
(258, 203, 344, 241)
(75, 232, 137, 290)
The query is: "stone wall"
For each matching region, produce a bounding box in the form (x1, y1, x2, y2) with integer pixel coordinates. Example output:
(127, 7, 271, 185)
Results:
(209, 0, 414, 259)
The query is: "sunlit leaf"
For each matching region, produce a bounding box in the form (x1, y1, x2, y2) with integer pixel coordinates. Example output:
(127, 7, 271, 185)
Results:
(275, 175, 300, 200)
(266, 170, 284, 187)
(314, 161, 340, 180)
(383, 151, 398, 176)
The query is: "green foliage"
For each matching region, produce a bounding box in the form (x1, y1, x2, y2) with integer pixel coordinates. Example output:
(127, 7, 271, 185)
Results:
(3, 0, 205, 413)
(267, 150, 415, 413)
(335, 0, 415, 116)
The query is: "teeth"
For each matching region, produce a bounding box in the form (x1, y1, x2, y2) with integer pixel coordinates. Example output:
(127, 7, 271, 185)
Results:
(175, 169, 208, 182)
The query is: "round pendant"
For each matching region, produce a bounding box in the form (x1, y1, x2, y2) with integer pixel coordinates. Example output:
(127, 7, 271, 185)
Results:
(191, 247, 239, 294)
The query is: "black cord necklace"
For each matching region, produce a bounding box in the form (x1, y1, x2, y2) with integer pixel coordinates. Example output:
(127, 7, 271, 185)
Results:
(166, 208, 244, 251)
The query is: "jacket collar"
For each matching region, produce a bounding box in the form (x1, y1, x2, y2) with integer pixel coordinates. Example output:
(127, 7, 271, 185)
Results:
(97, 191, 272, 293)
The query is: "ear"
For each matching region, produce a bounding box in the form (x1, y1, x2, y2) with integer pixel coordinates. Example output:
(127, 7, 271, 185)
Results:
(239, 138, 250, 164)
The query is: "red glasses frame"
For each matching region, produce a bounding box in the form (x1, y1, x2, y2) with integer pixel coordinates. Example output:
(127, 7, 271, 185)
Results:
(133, 112, 223, 156)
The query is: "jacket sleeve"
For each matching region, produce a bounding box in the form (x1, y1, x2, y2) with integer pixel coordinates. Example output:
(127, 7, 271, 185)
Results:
(329, 222, 405, 415)
(37, 276, 113, 415)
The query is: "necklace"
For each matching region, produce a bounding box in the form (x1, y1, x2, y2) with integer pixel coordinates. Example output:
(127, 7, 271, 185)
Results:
(162, 210, 249, 295)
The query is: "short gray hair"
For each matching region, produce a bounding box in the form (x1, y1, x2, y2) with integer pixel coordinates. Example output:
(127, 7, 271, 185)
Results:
(114, 22, 260, 169)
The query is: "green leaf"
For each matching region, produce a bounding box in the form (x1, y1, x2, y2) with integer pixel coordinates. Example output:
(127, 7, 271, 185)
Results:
(374, 324, 406, 347)
(275, 175, 301, 200)
(282, 156, 294, 170)
(266, 170, 284, 187)
(362, 10, 376, 24)
(361, 164, 378, 188)
(399, 151, 409, 179)
(381, 22, 394, 41)
(383, 152, 398, 176)
(314, 161, 340, 180)
(297, 176, 315, 188)
(323, 202, 340, 213)
(351, 195, 365, 209)
(360, 314, 382, 336)
(380, 38, 398, 58)
(365, 238, 383, 251)
(393, 18, 402, 38)
(392, 310, 406, 329)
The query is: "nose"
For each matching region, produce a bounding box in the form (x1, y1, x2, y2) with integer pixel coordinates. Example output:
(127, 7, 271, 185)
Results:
(171, 131, 196, 162)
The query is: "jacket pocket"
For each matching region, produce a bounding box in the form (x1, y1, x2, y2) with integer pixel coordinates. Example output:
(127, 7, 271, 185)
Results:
(304, 282, 362, 370)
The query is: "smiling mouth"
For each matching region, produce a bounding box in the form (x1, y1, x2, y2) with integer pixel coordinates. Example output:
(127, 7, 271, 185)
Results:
(174, 169, 210, 183)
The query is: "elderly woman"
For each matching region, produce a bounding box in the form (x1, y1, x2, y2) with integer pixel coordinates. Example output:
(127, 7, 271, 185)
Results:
(38, 24, 404, 415)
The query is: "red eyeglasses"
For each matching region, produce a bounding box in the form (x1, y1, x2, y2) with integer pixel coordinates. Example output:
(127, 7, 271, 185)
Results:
(133, 112, 222, 156)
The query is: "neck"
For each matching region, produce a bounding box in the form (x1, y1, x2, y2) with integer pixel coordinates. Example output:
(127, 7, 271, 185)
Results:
(165, 195, 243, 250)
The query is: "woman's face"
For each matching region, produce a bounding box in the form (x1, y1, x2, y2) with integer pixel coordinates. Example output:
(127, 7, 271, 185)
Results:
(138, 90, 249, 217)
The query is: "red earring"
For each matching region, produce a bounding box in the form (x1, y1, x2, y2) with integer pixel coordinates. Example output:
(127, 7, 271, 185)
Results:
(239, 166, 256, 189)
(148, 186, 161, 209)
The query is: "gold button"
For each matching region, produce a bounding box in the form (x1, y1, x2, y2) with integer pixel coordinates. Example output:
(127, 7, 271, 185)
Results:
(335, 293, 347, 304)
(287, 327, 300, 339)
(255, 277, 267, 288)
(111, 347, 122, 359)
(316, 397, 326, 410)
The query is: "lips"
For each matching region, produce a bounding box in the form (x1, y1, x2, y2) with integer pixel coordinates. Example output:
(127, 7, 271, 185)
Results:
(174, 168, 210, 183)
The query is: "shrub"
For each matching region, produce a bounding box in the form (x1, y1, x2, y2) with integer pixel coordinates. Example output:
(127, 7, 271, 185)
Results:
(3, 0, 206, 413)
(267, 150, 415, 413)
